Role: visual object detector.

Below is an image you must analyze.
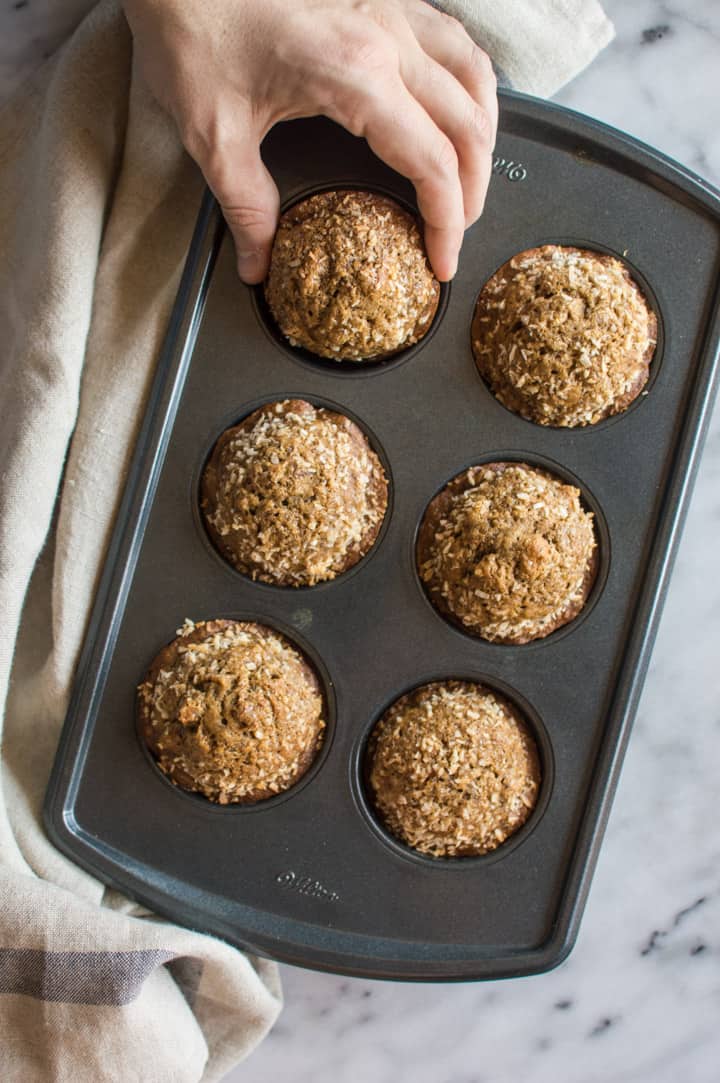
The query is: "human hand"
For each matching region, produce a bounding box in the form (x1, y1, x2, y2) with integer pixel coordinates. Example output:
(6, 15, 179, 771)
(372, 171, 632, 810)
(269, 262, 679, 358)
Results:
(122, 0, 498, 283)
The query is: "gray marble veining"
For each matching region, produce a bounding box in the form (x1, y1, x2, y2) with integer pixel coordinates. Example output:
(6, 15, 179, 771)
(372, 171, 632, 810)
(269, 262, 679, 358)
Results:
(1, 2, 718, 1081)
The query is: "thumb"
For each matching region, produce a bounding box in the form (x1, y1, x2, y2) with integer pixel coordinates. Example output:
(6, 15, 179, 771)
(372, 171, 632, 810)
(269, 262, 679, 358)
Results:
(201, 125, 280, 285)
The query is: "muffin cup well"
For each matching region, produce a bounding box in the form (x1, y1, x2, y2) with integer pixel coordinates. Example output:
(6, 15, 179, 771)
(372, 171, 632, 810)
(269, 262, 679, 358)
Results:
(193, 394, 394, 591)
(352, 675, 554, 867)
(414, 453, 609, 648)
(136, 614, 336, 813)
(470, 241, 662, 430)
(253, 184, 450, 376)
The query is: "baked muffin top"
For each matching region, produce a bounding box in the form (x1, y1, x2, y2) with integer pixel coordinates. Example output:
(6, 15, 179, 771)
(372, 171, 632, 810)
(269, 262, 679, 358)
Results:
(472, 245, 657, 427)
(417, 462, 597, 644)
(265, 190, 440, 361)
(367, 680, 540, 858)
(201, 399, 388, 587)
(137, 619, 326, 804)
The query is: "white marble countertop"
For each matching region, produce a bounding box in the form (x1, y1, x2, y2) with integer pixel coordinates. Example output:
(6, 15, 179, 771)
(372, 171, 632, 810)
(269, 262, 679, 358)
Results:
(2, 2, 718, 1081)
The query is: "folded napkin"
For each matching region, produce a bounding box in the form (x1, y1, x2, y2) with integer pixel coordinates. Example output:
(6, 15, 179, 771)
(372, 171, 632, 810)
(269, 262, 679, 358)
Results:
(432, 0, 614, 95)
(0, 2, 613, 1079)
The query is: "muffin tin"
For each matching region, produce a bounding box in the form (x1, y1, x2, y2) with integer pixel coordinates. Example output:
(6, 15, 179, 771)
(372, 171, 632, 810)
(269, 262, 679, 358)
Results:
(44, 91, 720, 980)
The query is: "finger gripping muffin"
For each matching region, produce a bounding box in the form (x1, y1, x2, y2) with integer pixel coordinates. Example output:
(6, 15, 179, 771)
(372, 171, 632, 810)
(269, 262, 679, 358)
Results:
(200, 399, 388, 587)
(417, 462, 598, 644)
(265, 190, 440, 361)
(137, 619, 326, 804)
(367, 680, 541, 858)
(472, 245, 657, 427)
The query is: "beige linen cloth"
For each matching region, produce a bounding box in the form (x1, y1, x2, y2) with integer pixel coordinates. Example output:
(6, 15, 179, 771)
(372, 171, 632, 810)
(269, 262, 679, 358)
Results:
(0, 2, 613, 1079)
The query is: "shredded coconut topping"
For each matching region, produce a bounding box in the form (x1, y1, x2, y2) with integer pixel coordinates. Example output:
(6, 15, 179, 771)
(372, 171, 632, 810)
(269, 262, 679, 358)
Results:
(472, 245, 657, 427)
(265, 190, 440, 361)
(368, 681, 540, 857)
(201, 399, 388, 587)
(417, 463, 597, 644)
(137, 619, 326, 804)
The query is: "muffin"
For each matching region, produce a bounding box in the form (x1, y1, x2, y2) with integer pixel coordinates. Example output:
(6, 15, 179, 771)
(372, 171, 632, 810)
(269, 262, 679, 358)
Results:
(201, 399, 388, 587)
(417, 462, 597, 644)
(137, 619, 326, 804)
(472, 245, 657, 426)
(367, 680, 540, 857)
(265, 190, 440, 361)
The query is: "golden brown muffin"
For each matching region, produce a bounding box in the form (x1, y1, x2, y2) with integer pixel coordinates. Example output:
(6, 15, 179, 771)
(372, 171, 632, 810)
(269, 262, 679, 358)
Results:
(137, 619, 326, 804)
(472, 245, 657, 427)
(367, 680, 540, 857)
(201, 399, 388, 587)
(417, 462, 598, 644)
(264, 190, 440, 361)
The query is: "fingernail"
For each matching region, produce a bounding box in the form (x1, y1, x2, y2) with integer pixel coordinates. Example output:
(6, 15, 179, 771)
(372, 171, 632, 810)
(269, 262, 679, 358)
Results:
(236, 250, 266, 284)
(440, 257, 458, 282)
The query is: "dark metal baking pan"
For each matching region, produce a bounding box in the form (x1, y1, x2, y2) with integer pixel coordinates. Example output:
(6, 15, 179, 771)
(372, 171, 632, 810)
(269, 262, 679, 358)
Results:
(44, 90, 720, 980)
